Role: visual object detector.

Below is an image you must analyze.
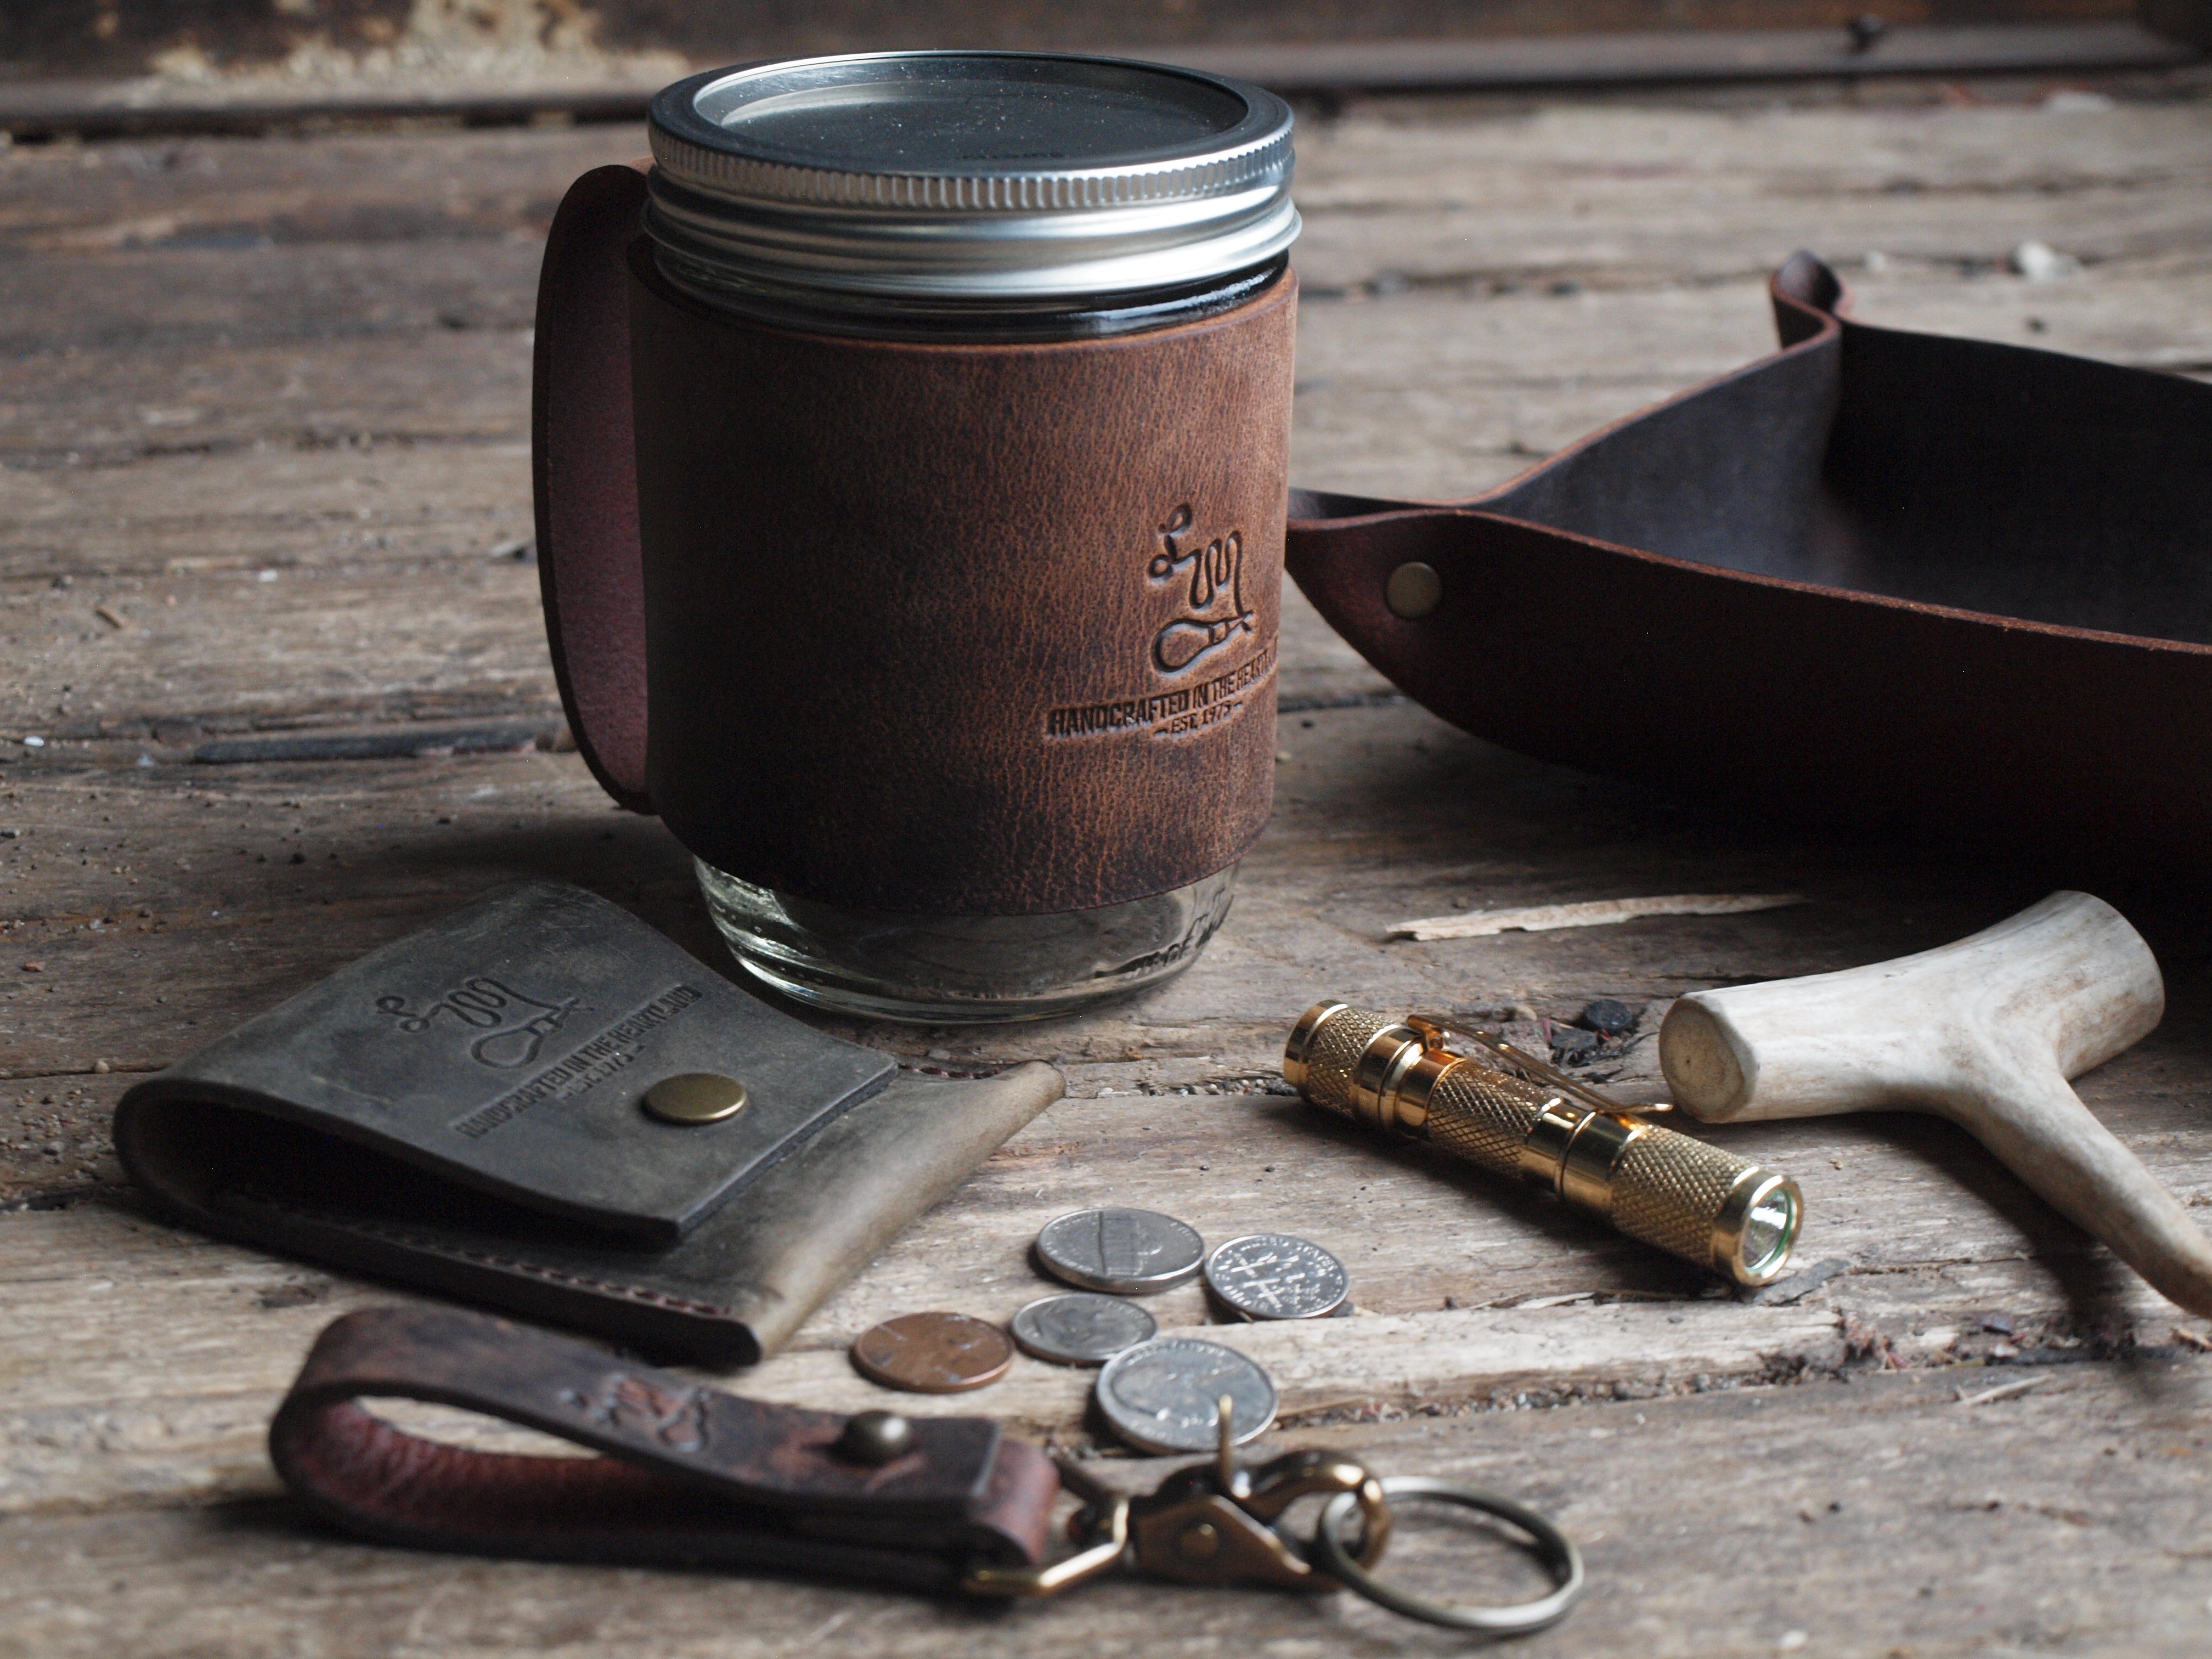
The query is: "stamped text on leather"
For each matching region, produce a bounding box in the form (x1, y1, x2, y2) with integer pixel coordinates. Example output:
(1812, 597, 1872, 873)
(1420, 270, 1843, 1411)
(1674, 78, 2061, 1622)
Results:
(1045, 503, 1278, 741)
(447, 983, 704, 1139)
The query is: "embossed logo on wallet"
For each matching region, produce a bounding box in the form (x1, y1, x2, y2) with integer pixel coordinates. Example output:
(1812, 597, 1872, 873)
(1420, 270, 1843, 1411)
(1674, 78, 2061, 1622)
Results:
(375, 974, 583, 1070)
(1043, 504, 1276, 741)
(559, 1372, 710, 1453)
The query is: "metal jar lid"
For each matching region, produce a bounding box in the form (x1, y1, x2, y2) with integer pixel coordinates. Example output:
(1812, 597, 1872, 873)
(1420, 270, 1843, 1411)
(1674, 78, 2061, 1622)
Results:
(644, 52, 1299, 302)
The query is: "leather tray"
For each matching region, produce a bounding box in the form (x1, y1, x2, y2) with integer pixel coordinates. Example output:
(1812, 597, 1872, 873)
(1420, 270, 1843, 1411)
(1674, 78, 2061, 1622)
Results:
(1287, 253, 2212, 875)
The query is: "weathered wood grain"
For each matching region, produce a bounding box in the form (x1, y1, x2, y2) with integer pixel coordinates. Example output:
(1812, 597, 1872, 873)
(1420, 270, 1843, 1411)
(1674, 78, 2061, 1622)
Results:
(0, 0, 2150, 86)
(8, 1100, 2209, 1517)
(10, 263, 2208, 736)
(1289, 96, 2212, 284)
(7, 99, 2207, 745)
(5, 1358, 2208, 1657)
(0, 1196, 1847, 1513)
(5, 76, 2212, 1657)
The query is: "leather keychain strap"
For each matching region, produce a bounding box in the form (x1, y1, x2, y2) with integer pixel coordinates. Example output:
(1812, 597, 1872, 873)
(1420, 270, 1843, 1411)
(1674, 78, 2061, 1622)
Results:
(270, 1306, 1061, 1591)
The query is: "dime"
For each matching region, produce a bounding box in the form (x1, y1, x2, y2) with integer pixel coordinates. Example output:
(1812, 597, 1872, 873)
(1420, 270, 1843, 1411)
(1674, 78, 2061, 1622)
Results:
(1035, 1207, 1205, 1295)
(1094, 1337, 1278, 1455)
(1203, 1233, 1351, 1321)
(1008, 1293, 1158, 1366)
(850, 1312, 1014, 1393)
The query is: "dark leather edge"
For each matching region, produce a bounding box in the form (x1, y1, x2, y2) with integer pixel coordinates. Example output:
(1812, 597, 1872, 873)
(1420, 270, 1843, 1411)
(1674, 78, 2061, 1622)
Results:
(533, 161, 654, 812)
(1772, 246, 1848, 343)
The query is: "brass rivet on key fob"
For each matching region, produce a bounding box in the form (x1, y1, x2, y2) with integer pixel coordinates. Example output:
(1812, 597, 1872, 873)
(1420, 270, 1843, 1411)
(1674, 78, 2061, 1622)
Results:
(642, 1072, 748, 1125)
(834, 1410, 915, 1464)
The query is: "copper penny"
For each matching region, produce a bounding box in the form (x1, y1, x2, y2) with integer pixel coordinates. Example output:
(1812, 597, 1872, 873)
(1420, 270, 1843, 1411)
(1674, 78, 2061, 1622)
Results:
(849, 1312, 1015, 1393)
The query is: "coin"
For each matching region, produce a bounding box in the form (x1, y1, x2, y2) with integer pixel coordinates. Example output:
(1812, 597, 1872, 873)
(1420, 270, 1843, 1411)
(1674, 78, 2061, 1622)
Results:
(1009, 1293, 1158, 1366)
(849, 1312, 1014, 1393)
(1094, 1337, 1278, 1455)
(1035, 1207, 1205, 1295)
(1203, 1233, 1351, 1321)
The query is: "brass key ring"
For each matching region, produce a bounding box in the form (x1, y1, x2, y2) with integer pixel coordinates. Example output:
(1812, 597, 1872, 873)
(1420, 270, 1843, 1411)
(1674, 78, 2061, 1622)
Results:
(1311, 1475, 1585, 1634)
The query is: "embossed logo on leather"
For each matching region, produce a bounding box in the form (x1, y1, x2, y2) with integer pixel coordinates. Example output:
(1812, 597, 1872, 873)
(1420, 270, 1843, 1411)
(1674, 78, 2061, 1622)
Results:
(447, 983, 704, 1140)
(1148, 504, 1255, 673)
(376, 975, 582, 1070)
(559, 1372, 710, 1453)
(1043, 504, 1277, 741)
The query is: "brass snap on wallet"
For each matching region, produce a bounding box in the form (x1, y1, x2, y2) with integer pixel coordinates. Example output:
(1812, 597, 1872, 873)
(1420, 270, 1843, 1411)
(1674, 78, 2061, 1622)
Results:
(115, 881, 1061, 1361)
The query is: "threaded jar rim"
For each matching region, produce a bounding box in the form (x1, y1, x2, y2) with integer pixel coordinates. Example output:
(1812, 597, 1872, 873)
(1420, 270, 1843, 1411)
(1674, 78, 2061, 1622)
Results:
(645, 52, 1299, 302)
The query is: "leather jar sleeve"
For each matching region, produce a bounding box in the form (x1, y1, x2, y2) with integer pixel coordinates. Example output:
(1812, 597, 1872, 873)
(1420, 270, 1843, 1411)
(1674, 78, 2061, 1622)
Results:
(270, 1305, 1062, 1591)
(619, 252, 1296, 915)
(529, 161, 1297, 916)
(532, 162, 654, 811)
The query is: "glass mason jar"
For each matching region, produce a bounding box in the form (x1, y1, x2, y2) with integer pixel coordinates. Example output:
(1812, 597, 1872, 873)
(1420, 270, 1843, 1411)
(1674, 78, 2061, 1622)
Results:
(638, 53, 1300, 1022)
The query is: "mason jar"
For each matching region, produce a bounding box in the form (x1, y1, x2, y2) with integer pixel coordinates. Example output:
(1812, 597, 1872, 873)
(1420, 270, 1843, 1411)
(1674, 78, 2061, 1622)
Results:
(535, 52, 1300, 1022)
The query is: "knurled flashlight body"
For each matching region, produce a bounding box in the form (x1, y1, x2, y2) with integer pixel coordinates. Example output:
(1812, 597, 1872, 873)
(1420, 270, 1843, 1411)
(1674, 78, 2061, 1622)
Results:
(1284, 1003, 1802, 1286)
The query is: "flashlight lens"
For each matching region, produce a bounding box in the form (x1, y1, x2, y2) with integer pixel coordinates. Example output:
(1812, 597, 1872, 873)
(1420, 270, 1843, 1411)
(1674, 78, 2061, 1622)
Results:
(1736, 1184, 1799, 1278)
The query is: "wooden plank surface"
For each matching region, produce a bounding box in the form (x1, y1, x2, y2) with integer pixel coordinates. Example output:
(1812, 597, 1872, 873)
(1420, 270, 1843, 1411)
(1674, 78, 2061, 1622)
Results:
(4, 72, 2212, 1657)
(6, 1359, 2210, 1656)
(0, 2, 2147, 91)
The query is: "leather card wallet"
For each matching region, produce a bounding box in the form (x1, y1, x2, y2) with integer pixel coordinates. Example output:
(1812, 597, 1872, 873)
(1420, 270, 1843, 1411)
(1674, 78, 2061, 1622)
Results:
(114, 881, 1064, 1361)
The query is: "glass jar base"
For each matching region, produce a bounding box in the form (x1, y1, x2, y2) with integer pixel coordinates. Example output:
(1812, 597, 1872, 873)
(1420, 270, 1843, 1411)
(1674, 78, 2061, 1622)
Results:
(697, 861, 1237, 1024)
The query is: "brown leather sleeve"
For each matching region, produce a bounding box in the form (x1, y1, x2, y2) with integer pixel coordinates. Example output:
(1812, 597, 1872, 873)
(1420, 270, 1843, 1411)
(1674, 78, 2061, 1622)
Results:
(533, 163, 653, 811)
(270, 1306, 1060, 1590)
(1287, 252, 2212, 878)
(624, 254, 1298, 915)
(532, 154, 1296, 915)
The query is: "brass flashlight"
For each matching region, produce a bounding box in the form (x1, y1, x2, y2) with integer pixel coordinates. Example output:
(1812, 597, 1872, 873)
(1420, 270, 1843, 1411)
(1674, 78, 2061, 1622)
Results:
(1284, 1005, 1802, 1286)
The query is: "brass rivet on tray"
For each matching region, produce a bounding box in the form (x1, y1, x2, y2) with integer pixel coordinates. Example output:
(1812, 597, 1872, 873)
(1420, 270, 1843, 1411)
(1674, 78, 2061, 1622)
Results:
(642, 1072, 748, 1125)
(1385, 561, 1442, 619)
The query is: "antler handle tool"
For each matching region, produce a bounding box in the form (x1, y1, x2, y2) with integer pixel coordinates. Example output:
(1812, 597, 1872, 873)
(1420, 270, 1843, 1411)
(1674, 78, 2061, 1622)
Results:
(1660, 889, 2212, 1317)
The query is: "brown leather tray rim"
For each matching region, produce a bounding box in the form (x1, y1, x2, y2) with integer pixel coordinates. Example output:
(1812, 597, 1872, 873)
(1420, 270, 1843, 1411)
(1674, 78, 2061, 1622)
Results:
(1286, 254, 2212, 876)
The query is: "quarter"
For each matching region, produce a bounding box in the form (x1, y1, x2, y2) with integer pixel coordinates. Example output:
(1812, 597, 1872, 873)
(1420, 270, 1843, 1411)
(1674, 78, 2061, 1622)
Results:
(1008, 1293, 1158, 1366)
(1203, 1233, 1351, 1321)
(849, 1312, 1014, 1393)
(1093, 1336, 1278, 1455)
(1035, 1207, 1205, 1295)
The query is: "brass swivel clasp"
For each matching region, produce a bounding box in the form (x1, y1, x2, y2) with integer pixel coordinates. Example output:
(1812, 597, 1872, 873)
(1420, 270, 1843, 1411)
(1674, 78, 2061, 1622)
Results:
(965, 1395, 1583, 1633)
(962, 1399, 1390, 1599)
(1126, 1397, 1390, 1590)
